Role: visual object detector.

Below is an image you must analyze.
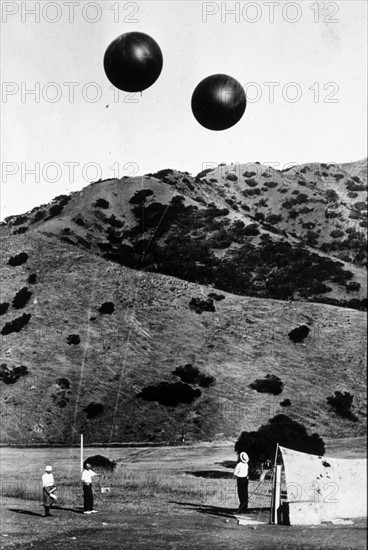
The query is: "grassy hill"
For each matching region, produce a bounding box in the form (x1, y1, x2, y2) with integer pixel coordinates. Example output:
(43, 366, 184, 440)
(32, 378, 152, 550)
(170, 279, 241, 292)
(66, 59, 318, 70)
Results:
(0, 159, 366, 445)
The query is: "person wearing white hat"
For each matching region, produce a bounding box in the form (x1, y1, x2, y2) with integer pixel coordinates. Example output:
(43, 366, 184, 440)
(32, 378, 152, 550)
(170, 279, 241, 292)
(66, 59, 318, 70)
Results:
(234, 452, 249, 513)
(42, 466, 57, 517)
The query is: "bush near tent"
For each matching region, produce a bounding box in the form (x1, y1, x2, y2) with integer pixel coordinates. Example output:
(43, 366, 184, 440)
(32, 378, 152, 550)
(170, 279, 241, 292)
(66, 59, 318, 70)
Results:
(234, 414, 325, 476)
(83, 455, 116, 472)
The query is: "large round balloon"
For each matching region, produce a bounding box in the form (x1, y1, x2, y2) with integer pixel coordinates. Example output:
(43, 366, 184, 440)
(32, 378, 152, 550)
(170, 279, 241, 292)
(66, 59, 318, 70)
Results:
(104, 32, 163, 93)
(191, 74, 246, 131)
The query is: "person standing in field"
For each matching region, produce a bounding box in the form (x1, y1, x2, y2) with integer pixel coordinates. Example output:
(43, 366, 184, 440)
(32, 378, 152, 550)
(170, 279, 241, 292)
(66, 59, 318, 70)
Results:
(234, 451, 249, 513)
(81, 463, 99, 514)
(42, 465, 57, 517)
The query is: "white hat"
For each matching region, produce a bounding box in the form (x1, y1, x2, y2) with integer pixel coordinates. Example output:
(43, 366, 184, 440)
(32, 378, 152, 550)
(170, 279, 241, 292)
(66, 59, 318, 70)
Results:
(240, 452, 249, 463)
(45, 465, 52, 472)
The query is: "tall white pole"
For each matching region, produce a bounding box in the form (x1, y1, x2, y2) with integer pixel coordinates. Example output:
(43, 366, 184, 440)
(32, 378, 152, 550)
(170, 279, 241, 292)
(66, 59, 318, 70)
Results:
(269, 442, 279, 524)
(80, 434, 83, 472)
(273, 465, 282, 524)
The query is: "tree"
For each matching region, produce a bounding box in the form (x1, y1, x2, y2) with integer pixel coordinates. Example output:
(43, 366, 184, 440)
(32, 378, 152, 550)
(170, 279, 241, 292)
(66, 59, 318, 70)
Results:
(234, 414, 325, 474)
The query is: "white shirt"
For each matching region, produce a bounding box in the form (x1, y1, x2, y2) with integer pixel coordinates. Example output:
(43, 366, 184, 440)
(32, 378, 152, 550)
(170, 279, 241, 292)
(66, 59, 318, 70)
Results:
(234, 461, 249, 478)
(81, 469, 97, 484)
(42, 473, 55, 487)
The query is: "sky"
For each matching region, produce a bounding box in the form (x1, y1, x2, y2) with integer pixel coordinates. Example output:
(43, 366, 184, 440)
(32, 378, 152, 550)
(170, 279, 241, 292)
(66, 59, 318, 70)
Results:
(1, 0, 367, 219)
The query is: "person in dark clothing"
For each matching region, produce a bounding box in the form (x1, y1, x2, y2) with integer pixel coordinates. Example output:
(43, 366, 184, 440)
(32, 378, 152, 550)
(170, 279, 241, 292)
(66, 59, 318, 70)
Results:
(234, 452, 249, 513)
(81, 463, 99, 514)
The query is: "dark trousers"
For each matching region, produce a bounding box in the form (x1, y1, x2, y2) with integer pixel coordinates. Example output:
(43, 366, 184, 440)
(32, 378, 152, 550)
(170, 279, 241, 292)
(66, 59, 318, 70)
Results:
(83, 484, 94, 511)
(237, 477, 249, 511)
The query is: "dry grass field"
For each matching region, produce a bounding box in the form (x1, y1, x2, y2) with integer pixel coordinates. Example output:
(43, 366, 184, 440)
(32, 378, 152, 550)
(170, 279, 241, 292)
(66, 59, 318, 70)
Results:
(1, 439, 366, 550)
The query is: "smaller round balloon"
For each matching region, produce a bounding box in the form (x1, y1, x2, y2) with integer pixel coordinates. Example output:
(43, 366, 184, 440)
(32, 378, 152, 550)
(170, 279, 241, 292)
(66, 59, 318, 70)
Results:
(104, 32, 163, 93)
(191, 74, 246, 131)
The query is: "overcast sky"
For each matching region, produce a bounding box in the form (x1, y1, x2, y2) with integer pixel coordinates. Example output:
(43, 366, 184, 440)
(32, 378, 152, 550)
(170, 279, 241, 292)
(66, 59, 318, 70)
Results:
(1, 0, 367, 219)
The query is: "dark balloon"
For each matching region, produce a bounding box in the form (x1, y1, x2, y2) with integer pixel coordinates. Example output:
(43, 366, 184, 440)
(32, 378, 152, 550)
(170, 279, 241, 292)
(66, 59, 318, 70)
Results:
(191, 74, 246, 131)
(104, 32, 163, 93)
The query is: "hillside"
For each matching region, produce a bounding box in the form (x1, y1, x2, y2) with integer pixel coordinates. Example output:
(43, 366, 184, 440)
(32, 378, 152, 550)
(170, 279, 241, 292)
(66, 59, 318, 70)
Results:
(0, 159, 366, 445)
(2, 159, 367, 309)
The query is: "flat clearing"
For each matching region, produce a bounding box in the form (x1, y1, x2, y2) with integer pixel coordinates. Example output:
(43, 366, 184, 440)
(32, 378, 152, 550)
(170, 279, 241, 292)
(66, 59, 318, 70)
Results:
(1, 440, 366, 550)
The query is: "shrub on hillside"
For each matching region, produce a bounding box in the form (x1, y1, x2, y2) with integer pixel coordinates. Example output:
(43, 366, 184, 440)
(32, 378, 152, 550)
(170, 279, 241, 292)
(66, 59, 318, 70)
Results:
(66, 334, 80, 345)
(326, 391, 358, 421)
(244, 179, 258, 187)
(8, 253, 28, 266)
(129, 189, 154, 204)
(1, 313, 31, 335)
(280, 399, 291, 407)
(330, 229, 344, 239)
(31, 210, 46, 223)
(243, 223, 260, 236)
(288, 209, 299, 219)
(243, 171, 257, 178)
(234, 414, 325, 471)
(208, 292, 225, 301)
(189, 297, 215, 314)
(106, 227, 123, 244)
(93, 198, 109, 209)
(137, 381, 201, 406)
(13, 227, 28, 235)
(310, 282, 332, 294)
(345, 281, 361, 292)
(254, 212, 265, 222)
(346, 180, 366, 192)
(297, 180, 306, 186)
(353, 201, 368, 211)
(98, 301, 115, 314)
(84, 402, 104, 419)
(263, 180, 278, 188)
(46, 196, 71, 219)
(299, 206, 314, 214)
(172, 364, 215, 388)
(304, 230, 319, 246)
(325, 210, 341, 219)
(242, 188, 261, 196)
(0, 303, 9, 315)
(256, 199, 268, 207)
(48, 203, 64, 218)
(325, 189, 339, 203)
(302, 222, 316, 230)
(57, 377, 71, 389)
(0, 364, 28, 384)
(105, 215, 124, 228)
(265, 214, 282, 225)
(12, 287, 32, 309)
(347, 192, 358, 199)
(72, 214, 86, 226)
(288, 325, 310, 342)
(147, 168, 175, 180)
(12, 215, 29, 226)
(226, 173, 238, 182)
(249, 374, 283, 395)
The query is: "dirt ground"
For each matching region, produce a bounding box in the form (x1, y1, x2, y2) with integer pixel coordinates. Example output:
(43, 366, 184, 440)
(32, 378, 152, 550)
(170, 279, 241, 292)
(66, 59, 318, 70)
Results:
(1, 441, 366, 550)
